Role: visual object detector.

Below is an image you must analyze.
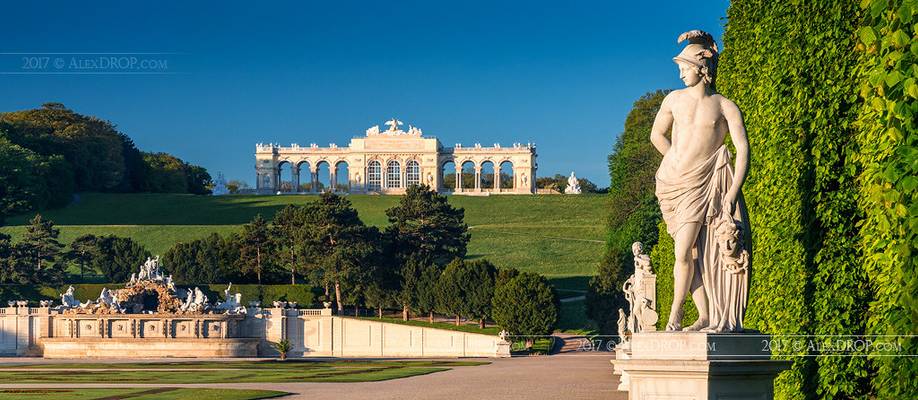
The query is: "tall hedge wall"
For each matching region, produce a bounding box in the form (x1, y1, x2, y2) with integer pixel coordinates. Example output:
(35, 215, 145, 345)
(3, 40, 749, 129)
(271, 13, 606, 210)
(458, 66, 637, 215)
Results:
(648, 1, 916, 398)
(854, 0, 918, 398)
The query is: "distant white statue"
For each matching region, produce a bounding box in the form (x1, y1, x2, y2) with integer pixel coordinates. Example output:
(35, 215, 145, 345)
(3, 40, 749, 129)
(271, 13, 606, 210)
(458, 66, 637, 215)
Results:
(212, 173, 229, 196)
(384, 118, 403, 132)
(366, 125, 380, 136)
(60, 286, 80, 308)
(566, 172, 582, 194)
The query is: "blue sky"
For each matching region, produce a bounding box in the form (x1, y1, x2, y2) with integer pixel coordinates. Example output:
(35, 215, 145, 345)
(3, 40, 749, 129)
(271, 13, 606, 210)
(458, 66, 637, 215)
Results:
(1, 1, 728, 186)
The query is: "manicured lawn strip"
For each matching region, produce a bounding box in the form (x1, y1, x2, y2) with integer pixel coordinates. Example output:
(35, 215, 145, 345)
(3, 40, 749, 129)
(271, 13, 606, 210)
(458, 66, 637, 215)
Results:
(0, 360, 488, 370)
(0, 366, 448, 383)
(0, 388, 287, 400)
(354, 315, 502, 335)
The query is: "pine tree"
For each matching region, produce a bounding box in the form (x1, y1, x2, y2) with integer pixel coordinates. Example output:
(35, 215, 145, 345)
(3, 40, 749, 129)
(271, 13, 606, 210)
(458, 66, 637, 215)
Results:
(66, 234, 99, 281)
(271, 205, 306, 285)
(384, 184, 470, 266)
(238, 214, 272, 284)
(19, 214, 65, 283)
(301, 193, 376, 313)
(436, 259, 466, 326)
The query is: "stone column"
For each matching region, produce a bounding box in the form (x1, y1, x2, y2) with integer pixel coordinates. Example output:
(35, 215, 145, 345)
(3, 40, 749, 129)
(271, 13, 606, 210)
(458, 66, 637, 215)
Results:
(329, 172, 336, 192)
(474, 166, 481, 191)
(292, 165, 300, 193)
(455, 166, 461, 192)
(311, 170, 318, 193)
(494, 170, 500, 192)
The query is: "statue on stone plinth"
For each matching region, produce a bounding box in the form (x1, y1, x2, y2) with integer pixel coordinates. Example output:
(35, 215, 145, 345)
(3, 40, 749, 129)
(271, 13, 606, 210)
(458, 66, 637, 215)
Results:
(651, 30, 751, 332)
(566, 172, 582, 194)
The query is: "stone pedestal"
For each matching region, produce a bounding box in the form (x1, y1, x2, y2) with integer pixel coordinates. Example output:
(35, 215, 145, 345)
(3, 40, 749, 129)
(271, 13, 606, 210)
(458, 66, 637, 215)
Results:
(612, 332, 790, 400)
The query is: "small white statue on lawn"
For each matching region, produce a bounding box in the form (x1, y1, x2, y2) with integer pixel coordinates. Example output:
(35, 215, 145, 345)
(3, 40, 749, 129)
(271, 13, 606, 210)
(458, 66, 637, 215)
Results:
(212, 172, 229, 196)
(566, 171, 582, 194)
(60, 286, 80, 308)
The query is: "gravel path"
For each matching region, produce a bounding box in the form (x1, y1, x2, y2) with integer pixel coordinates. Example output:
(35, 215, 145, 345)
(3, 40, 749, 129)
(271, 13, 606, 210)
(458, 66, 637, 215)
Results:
(0, 353, 624, 400)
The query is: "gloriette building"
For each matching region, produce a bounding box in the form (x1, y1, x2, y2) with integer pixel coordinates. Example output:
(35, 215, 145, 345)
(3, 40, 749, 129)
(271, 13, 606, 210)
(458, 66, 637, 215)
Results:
(255, 119, 537, 194)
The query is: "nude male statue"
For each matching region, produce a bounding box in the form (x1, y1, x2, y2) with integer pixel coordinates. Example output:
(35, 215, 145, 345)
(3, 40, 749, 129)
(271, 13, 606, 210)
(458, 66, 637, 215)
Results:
(650, 30, 751, 332)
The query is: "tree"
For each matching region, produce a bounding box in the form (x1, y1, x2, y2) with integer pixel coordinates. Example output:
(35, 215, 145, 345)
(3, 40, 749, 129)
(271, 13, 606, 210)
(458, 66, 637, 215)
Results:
(384, 184, 470, 266)
(0, 103, 127, 191)
(0, 233, 23, 283)
(237, 214, 273, 284)
(142, 152, 188, 193)
(587, 90, 667, 333)
(460, 260, 497, 329)
(271, 205, 306, 285)
(184, 164, 212, 195)
(300, 193, 374, 313)
(0, 134, 74, 221)
(19, 214, 65, 283)
(397, 255, 429, 321)
(164, 233, 239, 284)
(226, 180, 249, 194)
(492, 273, 559, 343)
(436, 259, 465, 326)
(66, 234, 99, 280)
(93, 236, 151, 283)
(415, 264, 441, 323)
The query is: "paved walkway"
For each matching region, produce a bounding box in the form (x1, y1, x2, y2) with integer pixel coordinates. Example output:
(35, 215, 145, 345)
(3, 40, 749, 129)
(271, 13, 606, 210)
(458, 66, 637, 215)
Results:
(0, 353, 624, 400)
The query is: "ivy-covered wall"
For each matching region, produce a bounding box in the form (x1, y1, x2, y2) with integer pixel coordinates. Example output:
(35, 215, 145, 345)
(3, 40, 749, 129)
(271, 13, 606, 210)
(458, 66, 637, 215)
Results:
(650, 1, 915, 398)
(854, 0, 918, 398)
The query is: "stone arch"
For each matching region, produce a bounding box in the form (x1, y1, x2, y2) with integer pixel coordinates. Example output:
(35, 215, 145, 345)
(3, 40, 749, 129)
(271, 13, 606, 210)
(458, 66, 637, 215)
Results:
(295, 160, 312, 192)
(405, 159, 421, 187)
(367, 160, 382, 191)
(460, 160, 476, 190)
(499, 160, 514, 189)
(480, 160, 495, 189)
(315, 160, 331, 192)
(441, 160, 456, 191)
(277, 160, 295, 192)
(385, 160, 402, 189)
(334, 160, 349, 192)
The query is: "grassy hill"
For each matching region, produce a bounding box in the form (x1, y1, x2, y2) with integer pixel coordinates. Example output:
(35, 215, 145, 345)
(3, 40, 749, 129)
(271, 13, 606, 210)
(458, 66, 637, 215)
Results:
(1, 193, 608, 329)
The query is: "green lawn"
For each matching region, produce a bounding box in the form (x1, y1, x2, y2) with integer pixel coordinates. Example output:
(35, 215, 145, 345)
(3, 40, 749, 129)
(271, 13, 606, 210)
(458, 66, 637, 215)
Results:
(0, 193, 607, 330)
(0, 388, 286, 400)
(1, 193, 606, 279)
(0, 360, 486, 384)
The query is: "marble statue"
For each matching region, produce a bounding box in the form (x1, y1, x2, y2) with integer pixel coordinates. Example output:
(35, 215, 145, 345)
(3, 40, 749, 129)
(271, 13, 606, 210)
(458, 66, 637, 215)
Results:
(617, 309, 628, 346)
(650, 30, 751, 332)
(384, 118, 403, 132)
(97, 288, 114, 306)
(566, 172, 582, 194)
(217, 283, 246, 313)
(61, 286, 80, 308)
(498, 329, 510, 343)
(212, 172, 229, 196)
(620, 242, 659, 338)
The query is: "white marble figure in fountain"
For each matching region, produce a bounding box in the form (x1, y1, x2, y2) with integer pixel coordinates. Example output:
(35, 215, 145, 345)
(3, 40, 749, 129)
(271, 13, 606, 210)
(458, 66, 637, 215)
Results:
(216, 283, 245, 314)
(97, 288, 114, 306)
(60, 286, 80, 308)
(566, 171, 582, 194)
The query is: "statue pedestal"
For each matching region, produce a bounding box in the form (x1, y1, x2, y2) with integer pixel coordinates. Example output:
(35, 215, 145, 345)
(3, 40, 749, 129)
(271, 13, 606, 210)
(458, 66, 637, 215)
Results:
(612, 332, 790, 400)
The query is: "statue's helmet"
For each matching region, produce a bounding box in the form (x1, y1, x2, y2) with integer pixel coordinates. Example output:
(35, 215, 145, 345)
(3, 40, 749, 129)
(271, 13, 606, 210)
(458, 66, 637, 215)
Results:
(673, 30, 718, 86)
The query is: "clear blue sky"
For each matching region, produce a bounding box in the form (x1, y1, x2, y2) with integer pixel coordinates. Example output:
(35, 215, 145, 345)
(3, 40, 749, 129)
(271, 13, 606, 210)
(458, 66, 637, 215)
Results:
(1, 1, 728, 187)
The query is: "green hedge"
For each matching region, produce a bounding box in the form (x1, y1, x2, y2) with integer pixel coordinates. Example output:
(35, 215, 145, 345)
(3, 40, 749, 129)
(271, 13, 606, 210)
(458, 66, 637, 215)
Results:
(648, 1, 916, 398)
(1, 284, 320, 307)
(854, 1, 918, 398)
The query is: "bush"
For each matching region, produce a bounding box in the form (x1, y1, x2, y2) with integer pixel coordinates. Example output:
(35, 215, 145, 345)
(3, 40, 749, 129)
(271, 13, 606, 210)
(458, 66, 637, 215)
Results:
(491, 272, 559, 337)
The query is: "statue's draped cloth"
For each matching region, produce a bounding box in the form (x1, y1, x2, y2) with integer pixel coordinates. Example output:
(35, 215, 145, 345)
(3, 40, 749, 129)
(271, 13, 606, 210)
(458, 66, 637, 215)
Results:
(655, 145, 750, 331)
